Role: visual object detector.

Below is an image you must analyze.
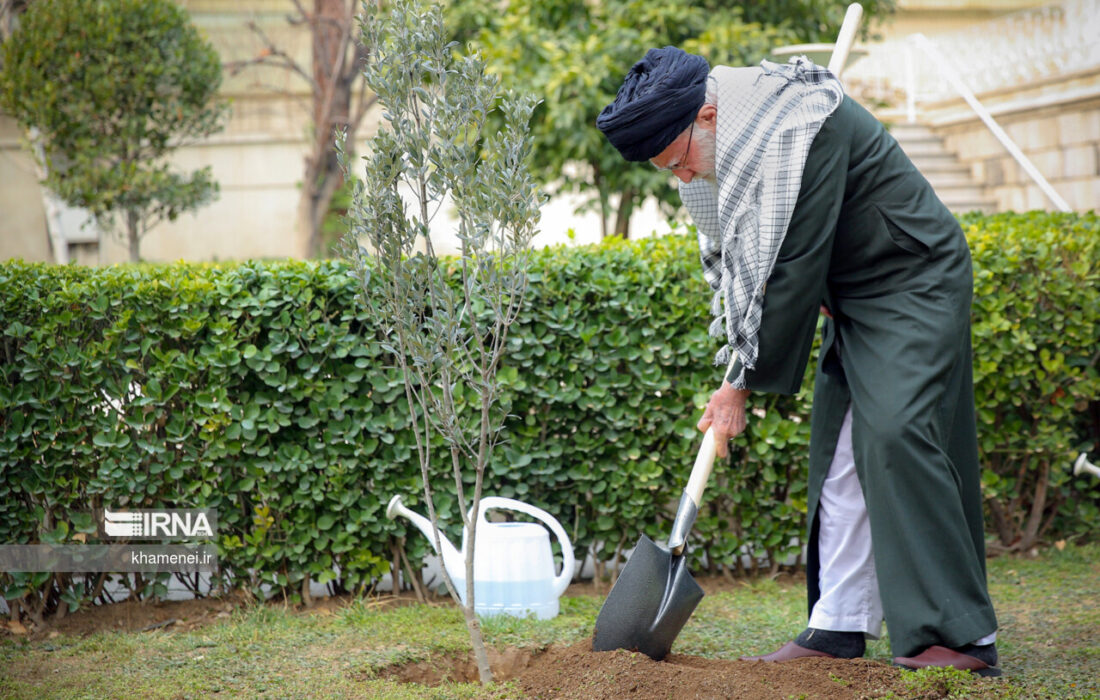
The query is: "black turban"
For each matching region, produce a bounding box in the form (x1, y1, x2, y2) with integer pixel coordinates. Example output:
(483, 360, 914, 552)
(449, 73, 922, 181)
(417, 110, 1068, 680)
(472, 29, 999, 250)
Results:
(597, 47, 710, 162)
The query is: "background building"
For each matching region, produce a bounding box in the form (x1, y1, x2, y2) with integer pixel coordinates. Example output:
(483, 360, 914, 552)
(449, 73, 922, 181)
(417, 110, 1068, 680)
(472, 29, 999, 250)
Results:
(1, 0, 1095, 265)
(845, 0, 1099, 214)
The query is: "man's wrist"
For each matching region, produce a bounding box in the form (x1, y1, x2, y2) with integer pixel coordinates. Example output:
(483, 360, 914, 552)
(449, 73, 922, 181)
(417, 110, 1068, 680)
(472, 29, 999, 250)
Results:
(720, 382, 751, 403)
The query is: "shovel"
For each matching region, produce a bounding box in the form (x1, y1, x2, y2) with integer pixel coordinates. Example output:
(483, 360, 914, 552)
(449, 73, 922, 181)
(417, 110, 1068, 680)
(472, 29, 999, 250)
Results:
(592, 355, 738, 660)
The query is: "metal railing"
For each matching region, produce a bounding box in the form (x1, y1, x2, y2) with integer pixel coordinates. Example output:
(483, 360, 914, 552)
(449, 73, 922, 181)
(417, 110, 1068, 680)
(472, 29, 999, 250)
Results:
(905, 33, 1072, 213)
(851, 0, 1100, 104)
(844, 0, 1090, 212)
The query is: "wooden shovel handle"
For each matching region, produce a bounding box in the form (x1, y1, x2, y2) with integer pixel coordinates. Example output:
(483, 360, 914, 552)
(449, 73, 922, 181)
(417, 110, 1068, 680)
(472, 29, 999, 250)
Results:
(667, 353, 739, 553)
(689, 352, 740, 504)
(684, 427, 719, 508)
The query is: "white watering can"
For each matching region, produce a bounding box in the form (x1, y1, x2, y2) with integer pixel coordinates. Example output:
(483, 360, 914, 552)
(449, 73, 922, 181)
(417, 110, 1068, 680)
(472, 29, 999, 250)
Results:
(386, 494, 575, 619)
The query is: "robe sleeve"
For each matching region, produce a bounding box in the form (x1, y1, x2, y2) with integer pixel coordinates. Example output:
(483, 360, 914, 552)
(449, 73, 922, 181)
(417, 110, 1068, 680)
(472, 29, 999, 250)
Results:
(725, 104, 850, 394)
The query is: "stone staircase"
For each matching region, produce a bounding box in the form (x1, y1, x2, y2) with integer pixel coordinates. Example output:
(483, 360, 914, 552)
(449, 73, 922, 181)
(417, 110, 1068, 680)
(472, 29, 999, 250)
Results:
(888, 123, 999, 214)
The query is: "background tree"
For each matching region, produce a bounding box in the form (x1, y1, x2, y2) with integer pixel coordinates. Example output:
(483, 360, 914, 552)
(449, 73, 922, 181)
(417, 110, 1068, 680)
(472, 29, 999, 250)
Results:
(345, 0, 540, 682)
(0, 0, 228, 262)
(227, 0, 377, 259)
(0, 0, 28, 41)
(464, 0, 894, 238)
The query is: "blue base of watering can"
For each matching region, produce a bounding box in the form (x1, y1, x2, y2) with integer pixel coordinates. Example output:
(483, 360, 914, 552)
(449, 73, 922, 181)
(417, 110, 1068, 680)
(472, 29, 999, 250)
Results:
(452, 577, 561, 620)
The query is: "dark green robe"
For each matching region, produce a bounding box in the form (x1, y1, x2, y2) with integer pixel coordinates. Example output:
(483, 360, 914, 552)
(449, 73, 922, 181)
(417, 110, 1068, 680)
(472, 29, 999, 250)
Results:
(727, 96, 998, 657)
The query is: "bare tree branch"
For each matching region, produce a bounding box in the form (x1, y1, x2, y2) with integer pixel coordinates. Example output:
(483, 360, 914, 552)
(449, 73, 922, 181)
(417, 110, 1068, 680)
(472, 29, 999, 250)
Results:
(224, 19, 316, 89)
(225, 2, 378, 258)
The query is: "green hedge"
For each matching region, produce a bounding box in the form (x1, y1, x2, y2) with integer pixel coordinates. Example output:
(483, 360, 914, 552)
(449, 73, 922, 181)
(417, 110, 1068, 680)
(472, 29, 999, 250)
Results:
(1, 212, 1097, 619)
(963, 211, 1100, 550)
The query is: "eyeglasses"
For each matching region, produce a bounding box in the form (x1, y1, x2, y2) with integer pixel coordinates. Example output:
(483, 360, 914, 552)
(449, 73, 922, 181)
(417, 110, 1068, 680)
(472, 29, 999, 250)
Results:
(652, 122, 694, 172)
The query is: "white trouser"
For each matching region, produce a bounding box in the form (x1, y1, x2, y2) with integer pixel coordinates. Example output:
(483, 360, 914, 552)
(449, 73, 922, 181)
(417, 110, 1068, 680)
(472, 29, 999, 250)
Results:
(808, 405, 996, 646)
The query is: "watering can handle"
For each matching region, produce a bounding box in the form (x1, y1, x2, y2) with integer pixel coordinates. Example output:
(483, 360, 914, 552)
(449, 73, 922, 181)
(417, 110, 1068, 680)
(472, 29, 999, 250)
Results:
(477, 497, 576, 598)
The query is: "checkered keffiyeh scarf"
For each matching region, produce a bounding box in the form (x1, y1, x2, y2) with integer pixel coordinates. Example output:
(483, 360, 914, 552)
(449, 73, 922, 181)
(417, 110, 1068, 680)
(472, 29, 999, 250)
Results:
(680, 58, 843, 387)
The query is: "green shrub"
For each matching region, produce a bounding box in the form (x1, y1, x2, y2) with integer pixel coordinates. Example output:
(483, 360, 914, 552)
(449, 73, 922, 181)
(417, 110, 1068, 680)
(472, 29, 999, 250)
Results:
(962, 211, 1100, 551)
(1, 212, 1097, 621)
(0, 261, 398, 618)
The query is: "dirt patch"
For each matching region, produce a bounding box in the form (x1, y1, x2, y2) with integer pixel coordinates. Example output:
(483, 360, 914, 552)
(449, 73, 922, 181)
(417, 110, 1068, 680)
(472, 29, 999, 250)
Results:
(374, 646, 539, 684)
(2, 588, 430, 641)
(520, 639, 904, 699)
(371, 638, 904, 699)
(3, 595, 242, 641)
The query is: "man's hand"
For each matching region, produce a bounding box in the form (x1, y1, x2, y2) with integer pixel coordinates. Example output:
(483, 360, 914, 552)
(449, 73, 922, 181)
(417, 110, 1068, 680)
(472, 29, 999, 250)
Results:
(697, 383, 750, 458)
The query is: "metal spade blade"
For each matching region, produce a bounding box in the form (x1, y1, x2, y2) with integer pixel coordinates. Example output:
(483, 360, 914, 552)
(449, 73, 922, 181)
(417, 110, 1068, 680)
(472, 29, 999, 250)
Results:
(591, 533, 703, 660)
(592, 356, 735, 660)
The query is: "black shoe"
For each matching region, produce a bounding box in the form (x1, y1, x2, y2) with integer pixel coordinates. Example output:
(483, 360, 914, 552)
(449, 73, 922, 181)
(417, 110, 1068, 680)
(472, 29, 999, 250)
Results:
(793, 627, 866, 659)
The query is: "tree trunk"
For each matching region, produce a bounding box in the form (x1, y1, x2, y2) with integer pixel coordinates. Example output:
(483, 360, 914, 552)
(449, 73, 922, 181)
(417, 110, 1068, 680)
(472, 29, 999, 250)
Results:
(390, 544, 402, 593)
(1019, 460, 1050, 552)
(612, 186, 635, 239)
(0, 1, 28, 42)
(398, 544, 428, 603)
(301, 574, 313, 608)
(592, 557, 605, 594)
(127, 210, 141, 262)
(463, 605, 493, 683)
(230, 1, 375, 258)
(463, 540, 492, 681)
(986, 497, 1015, 548)
(301, 0, 356, 258)
(767, 548, 780, 577)
(89, 572, 108, 603)
(593, 167, 609, 240)
(462, 484, 493, 683)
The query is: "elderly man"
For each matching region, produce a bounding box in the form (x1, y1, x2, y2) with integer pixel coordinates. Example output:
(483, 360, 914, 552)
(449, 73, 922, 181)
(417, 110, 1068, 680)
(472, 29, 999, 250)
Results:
(597, 47, 1000, 676)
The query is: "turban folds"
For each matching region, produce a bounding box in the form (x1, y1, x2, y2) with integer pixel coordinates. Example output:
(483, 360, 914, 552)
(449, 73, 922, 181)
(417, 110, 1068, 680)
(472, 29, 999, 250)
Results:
(597, 47, 711, 162)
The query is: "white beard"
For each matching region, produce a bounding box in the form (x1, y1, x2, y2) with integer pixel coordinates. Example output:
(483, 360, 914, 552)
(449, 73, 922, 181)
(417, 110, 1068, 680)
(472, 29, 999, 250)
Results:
(693, 126, 717, 183)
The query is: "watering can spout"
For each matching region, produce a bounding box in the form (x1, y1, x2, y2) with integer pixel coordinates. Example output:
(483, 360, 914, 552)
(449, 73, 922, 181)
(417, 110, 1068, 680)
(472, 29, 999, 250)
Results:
(386, 495, 464, 581)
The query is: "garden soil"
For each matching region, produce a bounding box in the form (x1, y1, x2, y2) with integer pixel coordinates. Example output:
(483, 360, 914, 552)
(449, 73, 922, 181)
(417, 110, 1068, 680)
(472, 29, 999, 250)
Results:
(514, 638, 904, 699)
(9, 578, 913, 698)
(379, 638, 907, 699)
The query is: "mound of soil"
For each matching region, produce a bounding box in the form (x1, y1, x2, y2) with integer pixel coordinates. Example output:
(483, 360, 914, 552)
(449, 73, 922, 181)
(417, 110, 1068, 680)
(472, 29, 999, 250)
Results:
(514, 639, 903, 699)
(375, 638, 906, 699)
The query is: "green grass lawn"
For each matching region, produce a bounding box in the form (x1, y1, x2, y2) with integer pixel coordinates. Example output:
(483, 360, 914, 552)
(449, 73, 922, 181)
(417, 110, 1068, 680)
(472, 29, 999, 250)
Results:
(1, 543, 1097, 699)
